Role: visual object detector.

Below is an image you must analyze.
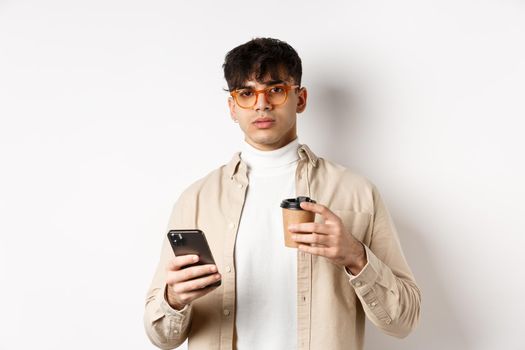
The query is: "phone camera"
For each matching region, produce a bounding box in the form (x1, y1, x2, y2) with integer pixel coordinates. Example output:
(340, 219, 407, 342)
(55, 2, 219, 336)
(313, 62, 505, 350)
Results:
(170, 233, 184, 244)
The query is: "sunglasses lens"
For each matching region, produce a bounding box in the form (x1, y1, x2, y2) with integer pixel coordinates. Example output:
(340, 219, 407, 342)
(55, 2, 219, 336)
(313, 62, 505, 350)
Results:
(235, 90, 256, 108)
(266, 86, 287, 105)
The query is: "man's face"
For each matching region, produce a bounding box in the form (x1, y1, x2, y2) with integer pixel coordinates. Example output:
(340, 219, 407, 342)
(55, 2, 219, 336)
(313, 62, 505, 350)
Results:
(228, 75, 307, 151)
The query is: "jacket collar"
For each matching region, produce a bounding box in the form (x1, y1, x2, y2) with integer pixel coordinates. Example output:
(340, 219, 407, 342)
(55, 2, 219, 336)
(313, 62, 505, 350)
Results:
(227, 143, 318, 179)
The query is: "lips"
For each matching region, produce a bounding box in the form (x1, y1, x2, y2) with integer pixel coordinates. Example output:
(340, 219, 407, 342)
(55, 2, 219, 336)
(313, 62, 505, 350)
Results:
(253, 117, 275, 129)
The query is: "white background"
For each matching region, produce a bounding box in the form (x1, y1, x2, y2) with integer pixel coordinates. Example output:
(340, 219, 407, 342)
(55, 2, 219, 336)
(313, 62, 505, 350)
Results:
(1, 1, 524, 349)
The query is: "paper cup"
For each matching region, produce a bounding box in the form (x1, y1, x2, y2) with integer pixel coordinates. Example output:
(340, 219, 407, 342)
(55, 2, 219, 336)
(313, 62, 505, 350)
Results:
(280, 197, 316, 248)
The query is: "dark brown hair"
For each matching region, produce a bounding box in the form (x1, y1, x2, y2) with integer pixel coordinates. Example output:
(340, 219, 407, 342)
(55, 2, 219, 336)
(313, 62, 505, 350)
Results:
(223, 38, 302, 91)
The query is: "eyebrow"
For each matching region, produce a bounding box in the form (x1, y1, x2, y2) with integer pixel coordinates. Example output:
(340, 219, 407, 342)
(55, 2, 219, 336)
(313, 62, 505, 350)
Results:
(237, 79, 286, 90)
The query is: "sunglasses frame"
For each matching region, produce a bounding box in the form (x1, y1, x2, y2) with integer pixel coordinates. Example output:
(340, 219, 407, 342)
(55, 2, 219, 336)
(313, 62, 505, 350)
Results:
(230, 84, 300, 109)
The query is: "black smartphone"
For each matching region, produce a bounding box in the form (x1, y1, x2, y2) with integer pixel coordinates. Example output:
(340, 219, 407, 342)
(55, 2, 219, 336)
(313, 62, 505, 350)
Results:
(167, 229, 221, 287)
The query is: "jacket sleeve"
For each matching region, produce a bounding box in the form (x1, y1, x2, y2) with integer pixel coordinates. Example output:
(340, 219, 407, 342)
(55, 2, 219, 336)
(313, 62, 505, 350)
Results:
(144, 200, 194, 349)
(346, 186, 421, 338)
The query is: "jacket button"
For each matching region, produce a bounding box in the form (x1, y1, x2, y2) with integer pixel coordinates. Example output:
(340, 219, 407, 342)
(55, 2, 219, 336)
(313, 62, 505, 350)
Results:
(223, 309, 230, 316)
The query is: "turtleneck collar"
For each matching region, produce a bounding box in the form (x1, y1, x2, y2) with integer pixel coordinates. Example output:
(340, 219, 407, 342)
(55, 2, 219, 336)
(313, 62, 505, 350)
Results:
(240, 138, 300, 170)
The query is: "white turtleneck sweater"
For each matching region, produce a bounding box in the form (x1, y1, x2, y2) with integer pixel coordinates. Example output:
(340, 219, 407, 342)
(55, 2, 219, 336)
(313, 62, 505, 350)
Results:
(235, 138, 299, 350)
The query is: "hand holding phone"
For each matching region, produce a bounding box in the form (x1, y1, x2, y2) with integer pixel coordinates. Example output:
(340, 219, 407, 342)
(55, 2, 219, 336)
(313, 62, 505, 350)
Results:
(165, 230, 221, 310)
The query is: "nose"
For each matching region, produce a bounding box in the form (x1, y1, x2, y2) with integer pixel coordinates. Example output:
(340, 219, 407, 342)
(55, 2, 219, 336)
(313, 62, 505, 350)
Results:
(254, 91, 272, 111)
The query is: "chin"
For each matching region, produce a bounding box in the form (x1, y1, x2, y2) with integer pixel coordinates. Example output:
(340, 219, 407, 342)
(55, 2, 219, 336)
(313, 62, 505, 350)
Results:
(249, 134, 279, 145)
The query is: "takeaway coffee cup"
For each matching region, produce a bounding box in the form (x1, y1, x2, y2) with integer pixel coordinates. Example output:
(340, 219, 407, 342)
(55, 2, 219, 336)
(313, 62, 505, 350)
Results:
(280, 196, 316, 248)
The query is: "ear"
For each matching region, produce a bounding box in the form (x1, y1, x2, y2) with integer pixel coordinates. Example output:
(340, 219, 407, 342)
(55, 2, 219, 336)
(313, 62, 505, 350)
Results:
(228, 97, 237, 122)
(296, 87, 307, 113)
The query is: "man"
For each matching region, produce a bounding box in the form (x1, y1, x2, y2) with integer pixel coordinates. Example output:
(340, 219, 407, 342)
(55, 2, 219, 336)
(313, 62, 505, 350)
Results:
(144, 38, 421, 350)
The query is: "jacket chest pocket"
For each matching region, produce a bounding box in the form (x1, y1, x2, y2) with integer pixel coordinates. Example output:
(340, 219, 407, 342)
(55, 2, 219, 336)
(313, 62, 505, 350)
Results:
(333, 209, 372, 244)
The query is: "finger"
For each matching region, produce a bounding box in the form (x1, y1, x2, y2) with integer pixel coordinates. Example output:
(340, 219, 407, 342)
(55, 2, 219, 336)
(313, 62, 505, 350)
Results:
(177, 284, 220, 305)
(299, 201, 340, 222)
(168, 264, 218, 284)
(171, 273, 222, 294)
(167, 255, 199, 271)
(288, 222, 332, 235)
(292, 233, 330, 246)
(297, 244, 329, 257)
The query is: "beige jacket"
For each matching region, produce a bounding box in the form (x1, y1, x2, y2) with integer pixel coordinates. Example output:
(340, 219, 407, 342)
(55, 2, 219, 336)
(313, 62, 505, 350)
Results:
(144, 144, 421, 350)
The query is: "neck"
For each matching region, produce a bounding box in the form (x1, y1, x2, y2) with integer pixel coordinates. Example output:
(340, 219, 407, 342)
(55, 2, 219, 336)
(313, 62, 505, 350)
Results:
(241, 138, 300, 170)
